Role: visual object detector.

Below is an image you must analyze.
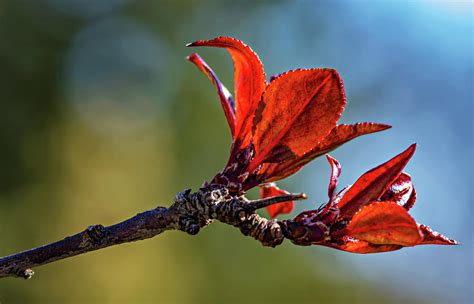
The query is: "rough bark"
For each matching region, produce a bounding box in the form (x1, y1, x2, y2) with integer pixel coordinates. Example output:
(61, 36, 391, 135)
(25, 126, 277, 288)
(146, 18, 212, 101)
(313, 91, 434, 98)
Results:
(0, 185, 305, 279)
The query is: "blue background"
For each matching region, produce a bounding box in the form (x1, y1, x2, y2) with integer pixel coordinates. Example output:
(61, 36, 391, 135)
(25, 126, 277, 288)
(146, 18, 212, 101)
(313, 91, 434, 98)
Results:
(0, 0, 471, 303)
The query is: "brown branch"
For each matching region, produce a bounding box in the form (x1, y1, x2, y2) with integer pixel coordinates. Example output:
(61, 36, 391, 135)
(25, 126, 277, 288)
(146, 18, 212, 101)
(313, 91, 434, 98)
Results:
(0, 186, 306, 279)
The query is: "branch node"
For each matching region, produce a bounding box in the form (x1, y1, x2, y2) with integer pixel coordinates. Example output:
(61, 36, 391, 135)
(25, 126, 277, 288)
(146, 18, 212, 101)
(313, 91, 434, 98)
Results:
(86, 224, 108, 244)
(237, 210, 247, 222)
(18, 269, 34, 279)
(179, 216, 201, 235)
(174, 189, 192, 205)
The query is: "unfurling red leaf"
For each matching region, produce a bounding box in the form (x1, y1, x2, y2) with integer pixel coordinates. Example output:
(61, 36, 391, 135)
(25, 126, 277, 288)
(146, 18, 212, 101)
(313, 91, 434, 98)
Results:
(187, 36, 266, 141)
(259, 183, 294, 218)
(247, 69, 345, 173)
(338, 144, 416, 219)
(326, 154, 341, 199)
(347, 201, 422, 246)
(187, 53, 236, 136)
(380, 172, 416, 210)
(284, 145, 457, 253)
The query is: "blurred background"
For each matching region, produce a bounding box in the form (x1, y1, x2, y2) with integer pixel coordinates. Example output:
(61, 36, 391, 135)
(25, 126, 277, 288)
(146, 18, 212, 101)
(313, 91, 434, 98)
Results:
(0, 0, 472, 303)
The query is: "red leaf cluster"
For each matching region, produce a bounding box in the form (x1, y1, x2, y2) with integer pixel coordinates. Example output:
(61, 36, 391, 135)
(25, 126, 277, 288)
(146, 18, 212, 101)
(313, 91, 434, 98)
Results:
(188, 37, 389, 217)
(286, 145, 457, 253)
(187, 36, 457, 253)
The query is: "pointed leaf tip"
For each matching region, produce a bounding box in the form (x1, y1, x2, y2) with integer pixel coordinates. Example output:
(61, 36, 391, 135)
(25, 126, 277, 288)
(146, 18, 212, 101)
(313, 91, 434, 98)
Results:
(338, 144, 417, 219)
(185, 36, 266, 141)
(419, 224, 459, 245)
(187, 52, 236, 136)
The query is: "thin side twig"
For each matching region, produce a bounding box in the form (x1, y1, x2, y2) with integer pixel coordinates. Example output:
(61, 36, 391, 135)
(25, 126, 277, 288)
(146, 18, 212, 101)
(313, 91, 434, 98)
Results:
(247, 193, 307, 210)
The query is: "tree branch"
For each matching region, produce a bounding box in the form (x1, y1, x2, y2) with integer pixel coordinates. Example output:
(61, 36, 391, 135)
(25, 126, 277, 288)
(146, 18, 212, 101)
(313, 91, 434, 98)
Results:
(0, 186, 306, 279)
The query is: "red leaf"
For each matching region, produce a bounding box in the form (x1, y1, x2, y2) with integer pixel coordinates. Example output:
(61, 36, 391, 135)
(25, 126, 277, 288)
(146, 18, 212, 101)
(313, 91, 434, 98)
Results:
(187, 53, 236, 136)
(248, 69, 346, 173)
(346, 201, 422, 246)
(307, 123, 392, 160)
(322, 236, 403, 254)
(380, 172, 417, 210)
(338, 144, 416, 219)
(418, 224, 458, 245)
(259, 123, 390, 182)
(326, 154, 341, 199)
(187, 37, 266, 141)
(259, 183, 294, 218)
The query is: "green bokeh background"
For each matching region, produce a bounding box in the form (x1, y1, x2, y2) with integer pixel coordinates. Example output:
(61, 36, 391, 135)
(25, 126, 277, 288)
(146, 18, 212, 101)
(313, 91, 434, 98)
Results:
(0, 1, 471, 303)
